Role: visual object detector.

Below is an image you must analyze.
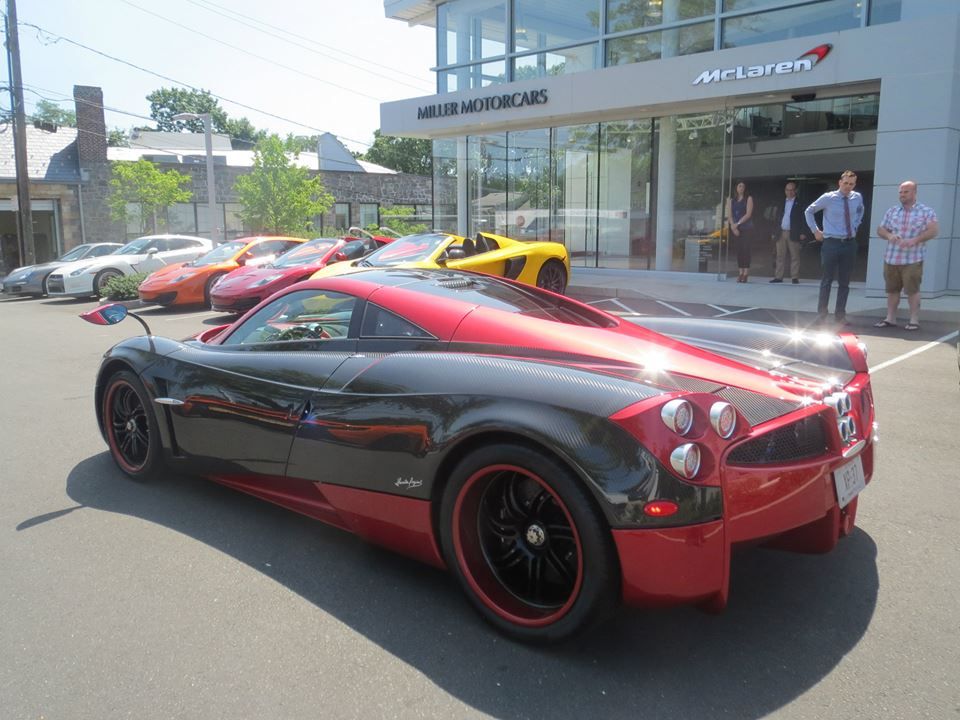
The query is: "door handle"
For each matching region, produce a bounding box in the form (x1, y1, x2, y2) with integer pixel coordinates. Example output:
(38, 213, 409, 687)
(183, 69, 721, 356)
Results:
(154, 397, 185, 406)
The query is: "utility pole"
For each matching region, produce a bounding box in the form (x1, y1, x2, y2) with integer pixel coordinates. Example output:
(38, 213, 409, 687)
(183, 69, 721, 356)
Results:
(5, 0, 35, 266)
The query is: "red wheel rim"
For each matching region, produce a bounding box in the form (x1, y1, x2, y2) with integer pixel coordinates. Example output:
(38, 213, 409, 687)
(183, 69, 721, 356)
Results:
(452, 464, 583, 627)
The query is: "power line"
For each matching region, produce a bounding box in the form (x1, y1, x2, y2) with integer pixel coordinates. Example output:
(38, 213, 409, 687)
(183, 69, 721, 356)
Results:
(185, 0, 434, 92)
(119, 0, 390, 103)
(18, 20, 376, 147)
(19, 84, 378, 171)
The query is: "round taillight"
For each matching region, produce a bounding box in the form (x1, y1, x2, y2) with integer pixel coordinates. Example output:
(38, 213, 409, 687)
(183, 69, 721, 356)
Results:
(661, 399, 693, 435)
(643, 500, 679, 518)
(709, 401, 737, 439)
(670, 443, 701, 479)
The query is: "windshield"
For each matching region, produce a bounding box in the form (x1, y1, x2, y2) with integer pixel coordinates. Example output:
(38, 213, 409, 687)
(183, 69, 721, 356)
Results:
(274, 239, 337, 268)
(59, 245, 94, 262)
(115, 237, 158, 255)
(192, 241, 247, 266)
(361, 233, 449, 267)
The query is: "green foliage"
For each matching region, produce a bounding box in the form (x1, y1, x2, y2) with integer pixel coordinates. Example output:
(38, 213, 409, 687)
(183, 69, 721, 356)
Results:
(107, 128, 130, 147)
(226, 117, 267, 149)
(31, 99, 76, 128)
(147, 88, 228, 133)
(107, 160, 193, 234)
(99, 272, 148, 300)
(379, 206, 428, 236)
(285, 134, 320, 154)
(233, 135, 334, 236)
(362, 130, 432, 175)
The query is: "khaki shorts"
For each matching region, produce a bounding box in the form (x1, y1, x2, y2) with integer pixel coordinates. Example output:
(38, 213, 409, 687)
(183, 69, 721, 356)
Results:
(884, 262, 923, 295)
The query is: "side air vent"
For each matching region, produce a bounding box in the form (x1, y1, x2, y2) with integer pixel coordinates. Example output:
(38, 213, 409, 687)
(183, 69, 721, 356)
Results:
(435, 277, 479, 289)
(727, 414, 829, 465)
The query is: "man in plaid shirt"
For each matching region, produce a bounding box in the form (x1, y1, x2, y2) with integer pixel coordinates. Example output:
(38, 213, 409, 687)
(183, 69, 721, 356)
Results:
(874, 181, 939, 330)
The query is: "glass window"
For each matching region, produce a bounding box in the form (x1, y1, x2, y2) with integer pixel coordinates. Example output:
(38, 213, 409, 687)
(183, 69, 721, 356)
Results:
(722, 0, 863, 48)
(723, 0, 786, 10)
(222, 289, 357, 346)
(606, 21, 713, 64)
(197, 203, 225, 240)
(439, 60, 507, 91)
(361, 304, 433, 338)
(552, 124, 600, 266)
(359, 203, 379, 229)
(433, 138, 459, 233)
(514, 0, 600, 53)
(598, 120, 653, 269)
(88, 245, 121, 258)
(869, 0, 900, 25)
(224, 203, 245, 240)
(607, 0, 715, 33)
(334, 202, 351, 231)
(513, 43, 599, 79)
(166, 203, 196, 234)
(507, 129, 552, 241)
(468, 134, 509, 235)
(438, 0, 507, 66)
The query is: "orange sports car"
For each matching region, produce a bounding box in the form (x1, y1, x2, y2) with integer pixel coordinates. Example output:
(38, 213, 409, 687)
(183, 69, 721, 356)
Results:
(138, 236, 305, 307)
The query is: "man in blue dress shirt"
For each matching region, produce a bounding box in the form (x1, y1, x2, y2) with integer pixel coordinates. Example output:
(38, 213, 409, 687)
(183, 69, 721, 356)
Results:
(804, 170, 866, 325)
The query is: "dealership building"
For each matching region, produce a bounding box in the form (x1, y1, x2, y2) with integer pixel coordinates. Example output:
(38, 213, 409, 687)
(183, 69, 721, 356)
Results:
(381, 0, 960, 297)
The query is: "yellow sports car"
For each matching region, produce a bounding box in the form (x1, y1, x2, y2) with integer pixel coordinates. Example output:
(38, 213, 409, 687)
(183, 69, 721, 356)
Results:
(309, 231, 570, 293)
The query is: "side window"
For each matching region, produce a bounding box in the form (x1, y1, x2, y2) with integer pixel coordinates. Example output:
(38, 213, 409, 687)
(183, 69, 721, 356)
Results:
(340, 240, 366, 260)
(222, 289, 357, 346)
(145, 238, 166, 252)
(361, 303, 433, 339)
(91, 245, 118, 257)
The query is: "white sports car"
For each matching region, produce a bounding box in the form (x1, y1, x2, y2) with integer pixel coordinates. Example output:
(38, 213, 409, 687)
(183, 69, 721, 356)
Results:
(46, 234, 212, 298)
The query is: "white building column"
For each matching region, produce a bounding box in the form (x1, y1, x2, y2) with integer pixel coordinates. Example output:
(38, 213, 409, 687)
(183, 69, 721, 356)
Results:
(655, 118, 676, 271)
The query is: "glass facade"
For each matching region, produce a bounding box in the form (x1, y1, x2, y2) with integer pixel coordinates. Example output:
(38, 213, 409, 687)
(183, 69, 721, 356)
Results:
(435, 94, 878, 277)
(434, 0, 900, 88)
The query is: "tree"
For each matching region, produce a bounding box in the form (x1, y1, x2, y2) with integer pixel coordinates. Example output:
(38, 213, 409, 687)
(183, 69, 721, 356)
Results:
(147, 87, 228, 134)
(362, 130, 432, 175)
(233, 135, 334, 236)
(30, 99, 76, 127)
(108, 159, 193, 234)
(225, 117, 266, 149)
(107, 128, 130, 147)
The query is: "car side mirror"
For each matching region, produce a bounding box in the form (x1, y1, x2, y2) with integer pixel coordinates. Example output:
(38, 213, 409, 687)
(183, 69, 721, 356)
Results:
(332, 251, 348, 263)
(146, 247, 159, 255)
(80, 303, 128, 325)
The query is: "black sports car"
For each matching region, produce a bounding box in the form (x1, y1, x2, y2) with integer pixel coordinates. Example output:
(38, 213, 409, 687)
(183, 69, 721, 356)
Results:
(83, 268, 875, 643)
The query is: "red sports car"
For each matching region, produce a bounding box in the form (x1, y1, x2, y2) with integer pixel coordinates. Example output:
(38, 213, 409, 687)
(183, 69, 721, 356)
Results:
(210, 234, 392, 313)
(83, 268, 874, 643)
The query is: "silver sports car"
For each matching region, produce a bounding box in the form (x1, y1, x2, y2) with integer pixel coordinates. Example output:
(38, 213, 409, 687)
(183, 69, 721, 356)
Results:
(1, 243, 122, 296)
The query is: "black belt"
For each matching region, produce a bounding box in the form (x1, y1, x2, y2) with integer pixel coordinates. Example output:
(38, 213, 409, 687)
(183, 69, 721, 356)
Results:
(824, 236, 855, 241)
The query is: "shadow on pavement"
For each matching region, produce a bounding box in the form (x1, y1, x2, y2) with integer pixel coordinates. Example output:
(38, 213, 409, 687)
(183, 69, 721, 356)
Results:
(41, 453, 880, 719)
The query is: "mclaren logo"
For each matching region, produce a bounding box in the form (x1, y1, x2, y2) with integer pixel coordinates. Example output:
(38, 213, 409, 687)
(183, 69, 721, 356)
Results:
(693, 44, 832, 85)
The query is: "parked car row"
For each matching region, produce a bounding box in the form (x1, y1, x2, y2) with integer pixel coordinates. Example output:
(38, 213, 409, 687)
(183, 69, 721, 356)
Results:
(2, 228, 573, 311)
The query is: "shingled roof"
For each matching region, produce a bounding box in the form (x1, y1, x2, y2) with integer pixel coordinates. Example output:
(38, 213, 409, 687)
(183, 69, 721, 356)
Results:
(0, 124, 81, 183)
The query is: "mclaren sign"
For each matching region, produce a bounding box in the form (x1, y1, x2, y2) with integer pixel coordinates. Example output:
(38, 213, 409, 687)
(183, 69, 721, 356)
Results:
(693, 44, 832, 85)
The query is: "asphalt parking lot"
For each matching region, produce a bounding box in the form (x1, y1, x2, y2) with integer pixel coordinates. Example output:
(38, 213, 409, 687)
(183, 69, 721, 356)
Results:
(1, 292, 958, 720)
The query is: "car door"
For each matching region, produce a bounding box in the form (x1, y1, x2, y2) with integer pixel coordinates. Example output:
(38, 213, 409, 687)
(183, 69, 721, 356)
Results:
(150, 288, 360, 477)
(285, 301, 442, 490)
(158, 238, 208, 267)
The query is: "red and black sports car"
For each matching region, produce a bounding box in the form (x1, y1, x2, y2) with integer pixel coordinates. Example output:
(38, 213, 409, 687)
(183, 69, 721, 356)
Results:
(209, 234, 392, 314)
(83, 269, 874, 643)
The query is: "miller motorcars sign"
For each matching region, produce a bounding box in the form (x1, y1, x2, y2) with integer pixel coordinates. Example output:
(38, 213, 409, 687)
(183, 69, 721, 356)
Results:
(418, 89, 548, 120)
(693, 44, 832, 85)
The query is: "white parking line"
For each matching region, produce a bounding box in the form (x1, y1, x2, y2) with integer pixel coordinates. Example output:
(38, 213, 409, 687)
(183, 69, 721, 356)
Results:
(869, 330, 959, 373)
(656, 300, 691, 317)
(712, 306, 760, 318)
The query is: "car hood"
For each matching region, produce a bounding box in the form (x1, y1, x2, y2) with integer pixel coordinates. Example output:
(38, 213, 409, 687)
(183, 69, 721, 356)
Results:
(139, 262, 193, 287)
(53, 254, 141, 274)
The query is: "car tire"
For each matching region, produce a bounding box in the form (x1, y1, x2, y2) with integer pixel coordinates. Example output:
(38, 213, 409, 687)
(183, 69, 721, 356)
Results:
(204, 272, 226, 307)
(440, 443, 618, 644)
(102, 370, 164, 482)
(94, 268, 123, 296)
(536, 260, 567, 294)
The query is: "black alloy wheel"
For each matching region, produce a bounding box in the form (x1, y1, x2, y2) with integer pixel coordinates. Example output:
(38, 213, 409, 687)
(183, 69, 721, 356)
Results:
(204, 272, 226, 307)
(103, 370, 163, 481)
(535, 260, 567, 294)
(441, 443, 618, 643)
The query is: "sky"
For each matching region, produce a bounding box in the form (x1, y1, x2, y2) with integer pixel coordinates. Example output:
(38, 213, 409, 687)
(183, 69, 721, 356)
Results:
(9, 0, 436, 153)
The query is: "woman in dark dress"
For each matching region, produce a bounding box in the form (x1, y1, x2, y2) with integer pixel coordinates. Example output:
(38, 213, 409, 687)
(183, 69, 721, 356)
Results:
(726, 181, 755, 283)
